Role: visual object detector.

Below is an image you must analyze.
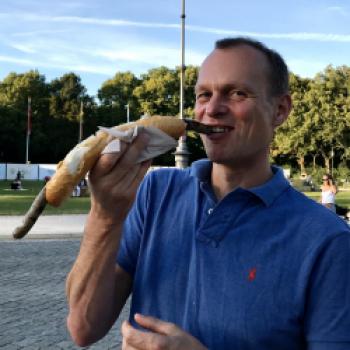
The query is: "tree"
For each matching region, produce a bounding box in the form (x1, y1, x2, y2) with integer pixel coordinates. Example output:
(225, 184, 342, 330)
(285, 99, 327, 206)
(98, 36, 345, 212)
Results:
(133, 66, 179, 116)
(273, 73, 312, 173)
(49, 73, 87, 121)
(45, 73, 94, 161)
(0, 70, 50, 163)
(97, 71, 141, 126)
(305, 66, 350, 173)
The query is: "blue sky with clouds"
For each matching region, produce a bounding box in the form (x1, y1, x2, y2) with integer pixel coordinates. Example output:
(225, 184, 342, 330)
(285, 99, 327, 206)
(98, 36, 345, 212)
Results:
(1, 0, 350, 96)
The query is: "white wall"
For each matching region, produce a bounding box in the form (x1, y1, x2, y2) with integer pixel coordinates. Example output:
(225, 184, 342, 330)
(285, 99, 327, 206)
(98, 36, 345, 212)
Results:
(0, 163, 57, 180)
(38, 164, 57, 180)
(0, 164, 6, 180)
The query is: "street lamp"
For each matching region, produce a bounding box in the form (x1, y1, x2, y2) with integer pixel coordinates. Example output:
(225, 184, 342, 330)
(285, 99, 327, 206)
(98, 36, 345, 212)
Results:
(125, 104, 130, 123)
(330, 147, 334, 176)
(174, 0, 190, 168)
(25, 96, 32, 164)
(78, 101, 84, 143)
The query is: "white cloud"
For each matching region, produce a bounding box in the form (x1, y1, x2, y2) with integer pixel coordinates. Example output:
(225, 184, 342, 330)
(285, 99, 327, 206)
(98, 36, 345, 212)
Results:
(0, 53, 114, 75)
(10, 43, 36, 54)
(326, 6, 348, 16)
(12, 29, 70, 38)
(0, 12, 179, 29)
(93, 46, 205, 67)
(2, 12, 350, 43)
(0, 55, 36, 66)
(187, 25, 350, 42)
(0, 10, 347, 85)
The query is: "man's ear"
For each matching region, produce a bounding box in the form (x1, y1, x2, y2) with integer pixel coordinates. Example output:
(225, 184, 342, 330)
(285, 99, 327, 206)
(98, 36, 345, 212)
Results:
(273, 94, 292, 128)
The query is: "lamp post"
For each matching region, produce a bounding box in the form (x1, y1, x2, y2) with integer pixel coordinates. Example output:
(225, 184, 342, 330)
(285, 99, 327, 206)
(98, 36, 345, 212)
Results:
(79, 101, 84, 143)
(125, 103, 130, 123)
(330, 147, 334, 176)
(25, 96, 32, 164)
(174, 0, 190, 168)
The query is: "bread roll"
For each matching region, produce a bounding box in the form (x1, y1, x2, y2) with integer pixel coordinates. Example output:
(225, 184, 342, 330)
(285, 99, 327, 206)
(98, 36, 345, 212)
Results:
(45, 116, 186, 207)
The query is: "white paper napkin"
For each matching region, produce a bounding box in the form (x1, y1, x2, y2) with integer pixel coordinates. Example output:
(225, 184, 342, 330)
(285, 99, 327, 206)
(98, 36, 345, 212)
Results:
(99, 125, 178, 163)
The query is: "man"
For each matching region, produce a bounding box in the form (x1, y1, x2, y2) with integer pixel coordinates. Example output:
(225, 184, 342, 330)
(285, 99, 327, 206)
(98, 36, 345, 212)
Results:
(66, 38, 350, 349)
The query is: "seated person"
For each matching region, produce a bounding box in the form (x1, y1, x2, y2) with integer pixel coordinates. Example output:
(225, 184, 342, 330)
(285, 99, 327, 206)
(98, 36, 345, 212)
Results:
(11, 179, 22, 190)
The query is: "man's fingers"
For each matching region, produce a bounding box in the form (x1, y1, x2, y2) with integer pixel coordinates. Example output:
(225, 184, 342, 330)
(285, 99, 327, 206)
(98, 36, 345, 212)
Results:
(118, 133, 150, 168)
(122, 320, 168, 349)
(134, 313, 179, 336)
(122, 316, 207, 350)
(131, 160, 152, 187)
(90, 141, 128, 179)
(91, 132, 149, 180)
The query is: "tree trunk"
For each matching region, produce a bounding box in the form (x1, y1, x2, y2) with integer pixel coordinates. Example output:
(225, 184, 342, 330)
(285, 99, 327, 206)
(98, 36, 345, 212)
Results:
(298, 155, 305, 174)
(312, 154, 317, 171)
(324, 157, 330, 174)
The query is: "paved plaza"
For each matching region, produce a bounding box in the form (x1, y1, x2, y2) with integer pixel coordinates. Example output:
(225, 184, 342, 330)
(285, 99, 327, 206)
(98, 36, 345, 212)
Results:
(0, 215, 88, 240)
(0, 238, 129, 349)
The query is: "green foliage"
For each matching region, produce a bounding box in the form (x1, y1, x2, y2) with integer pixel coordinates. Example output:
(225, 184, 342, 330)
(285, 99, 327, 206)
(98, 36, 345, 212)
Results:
(0, 70, 50, 163)
(273, 66, 350, 174)
(273, 73, 312, 172)
(0, 63, 349, 168)
(133, 66, 180, 116)
(49, 72, 87, 121)
(97, 71, 141, 123)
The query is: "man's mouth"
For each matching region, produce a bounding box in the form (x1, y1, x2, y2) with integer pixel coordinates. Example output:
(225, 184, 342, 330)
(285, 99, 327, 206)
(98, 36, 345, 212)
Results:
(210, 126, 233, 133)
(183, 119, 234, 135)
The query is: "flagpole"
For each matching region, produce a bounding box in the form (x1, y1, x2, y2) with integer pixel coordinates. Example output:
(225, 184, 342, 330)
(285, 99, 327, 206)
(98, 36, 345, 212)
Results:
(25, 96, 31, 164)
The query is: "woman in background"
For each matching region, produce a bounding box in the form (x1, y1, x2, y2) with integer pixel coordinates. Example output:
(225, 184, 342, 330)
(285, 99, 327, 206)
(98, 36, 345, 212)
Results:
(320, 174, 338, 212)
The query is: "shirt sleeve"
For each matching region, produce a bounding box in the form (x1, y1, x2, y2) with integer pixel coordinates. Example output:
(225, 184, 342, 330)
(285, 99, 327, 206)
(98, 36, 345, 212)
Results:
(116, 173, 151, 276)
(305, 231, 350, 348)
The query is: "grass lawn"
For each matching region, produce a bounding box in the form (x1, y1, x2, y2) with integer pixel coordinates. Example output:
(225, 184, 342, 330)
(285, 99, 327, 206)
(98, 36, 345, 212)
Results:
(1, 180, 350, 216)
(303, 190, 350, 208)
(0, 180, 91, 215)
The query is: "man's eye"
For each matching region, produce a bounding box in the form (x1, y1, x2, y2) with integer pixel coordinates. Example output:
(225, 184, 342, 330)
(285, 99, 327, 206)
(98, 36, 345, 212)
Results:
(196, 92, 211, 100)
(230, 90, 248, 100)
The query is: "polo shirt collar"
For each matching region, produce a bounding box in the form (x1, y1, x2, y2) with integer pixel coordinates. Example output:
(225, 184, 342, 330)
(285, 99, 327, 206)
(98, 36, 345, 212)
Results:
(248, 166, 290, 207)
(189, 159, 212, 183)
(190, 159, 290, 207)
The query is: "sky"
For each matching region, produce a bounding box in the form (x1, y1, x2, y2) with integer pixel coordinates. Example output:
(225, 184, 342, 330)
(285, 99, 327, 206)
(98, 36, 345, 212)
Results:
(1, 0, 350, 97)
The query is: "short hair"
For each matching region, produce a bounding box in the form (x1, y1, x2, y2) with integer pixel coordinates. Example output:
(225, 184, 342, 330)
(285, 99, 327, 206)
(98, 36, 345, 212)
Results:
(215, 37, 289, 96)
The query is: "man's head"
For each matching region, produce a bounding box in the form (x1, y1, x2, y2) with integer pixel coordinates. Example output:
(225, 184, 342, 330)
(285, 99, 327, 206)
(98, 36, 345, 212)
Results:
(214, 37, 290, 97)
(194, 37, 292, 167)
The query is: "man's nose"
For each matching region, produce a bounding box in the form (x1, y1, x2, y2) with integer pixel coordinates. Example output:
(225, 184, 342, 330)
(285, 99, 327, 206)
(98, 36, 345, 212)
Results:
(205, 95, 228, 118)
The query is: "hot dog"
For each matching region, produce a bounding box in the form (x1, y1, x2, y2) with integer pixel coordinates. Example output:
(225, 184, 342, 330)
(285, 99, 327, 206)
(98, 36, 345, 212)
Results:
(45, 115, 186, 207)
(12, 116, 186, 239)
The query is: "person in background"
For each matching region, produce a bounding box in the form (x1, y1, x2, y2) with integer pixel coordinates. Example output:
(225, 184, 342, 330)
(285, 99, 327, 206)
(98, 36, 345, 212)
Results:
(72, 184, 81, 197)
(44, 176, 51, 184)
(65, 37, 350, 350)
(11, 170, 22, 190)
(320, 173, 338, 212)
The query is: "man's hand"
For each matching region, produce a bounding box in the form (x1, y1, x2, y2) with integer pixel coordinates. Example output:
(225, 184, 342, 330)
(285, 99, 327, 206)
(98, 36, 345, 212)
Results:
(121, 314, 207, 350)
(66, 134, 151, 346)
(88, 133, 151, 222)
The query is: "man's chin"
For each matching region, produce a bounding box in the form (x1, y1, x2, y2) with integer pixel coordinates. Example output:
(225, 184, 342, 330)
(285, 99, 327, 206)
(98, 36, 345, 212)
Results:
(206, 152, 247, 167)
(206, 153, 232, 165)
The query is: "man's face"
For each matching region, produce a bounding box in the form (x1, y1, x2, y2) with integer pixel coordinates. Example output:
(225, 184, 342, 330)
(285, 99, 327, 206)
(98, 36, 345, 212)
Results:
(194, 45, 283, 167)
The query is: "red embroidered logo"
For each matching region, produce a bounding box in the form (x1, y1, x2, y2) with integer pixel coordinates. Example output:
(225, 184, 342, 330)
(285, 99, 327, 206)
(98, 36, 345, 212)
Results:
(248, 267, 257, 281)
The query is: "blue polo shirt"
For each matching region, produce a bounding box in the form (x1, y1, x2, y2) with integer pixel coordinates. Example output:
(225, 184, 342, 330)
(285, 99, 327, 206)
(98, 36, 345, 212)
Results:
(117, 159, 350, 350)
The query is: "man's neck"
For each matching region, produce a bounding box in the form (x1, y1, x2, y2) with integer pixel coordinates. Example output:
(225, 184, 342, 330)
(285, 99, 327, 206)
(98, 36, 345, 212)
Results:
(211, 158, 273, 201)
